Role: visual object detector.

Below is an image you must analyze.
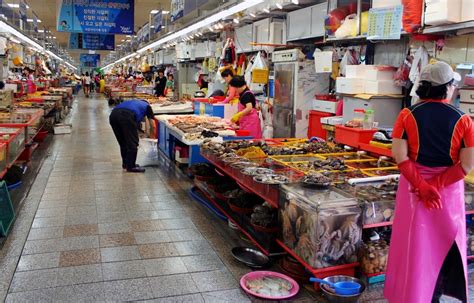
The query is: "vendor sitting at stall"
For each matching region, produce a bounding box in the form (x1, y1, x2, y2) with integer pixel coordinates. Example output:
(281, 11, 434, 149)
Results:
(109, 99, 156, 173)
(229, 76, 262, 139)
(220, 69, 238, 104)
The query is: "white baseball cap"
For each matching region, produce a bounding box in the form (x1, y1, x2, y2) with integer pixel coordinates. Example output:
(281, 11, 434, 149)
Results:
(420, 61, 461, 86)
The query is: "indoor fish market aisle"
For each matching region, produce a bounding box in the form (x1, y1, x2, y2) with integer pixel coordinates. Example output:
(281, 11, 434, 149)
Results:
(0, 94, 256, 302)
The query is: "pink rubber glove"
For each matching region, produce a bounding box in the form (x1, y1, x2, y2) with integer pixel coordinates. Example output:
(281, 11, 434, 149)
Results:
(398, 160, 442, 209)
(428, 162, 466, 189)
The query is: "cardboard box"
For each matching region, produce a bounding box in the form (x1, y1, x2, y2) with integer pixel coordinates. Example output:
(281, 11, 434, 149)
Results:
(364, 80, 401, 95)
(366, 69, 396, 81)
(54, 124, 72, 135)
(336, 77, 365, 94)
(424, 0, 461, 26)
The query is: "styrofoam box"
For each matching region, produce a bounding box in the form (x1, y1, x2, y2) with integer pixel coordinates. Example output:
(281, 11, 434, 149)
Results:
(54, 124, 72, 134)
(372, 0, 401, 8)
(460, 89, 474, 103)
(345, 65, 374, 78)
(366, 69, 396, 81)
(313, 99, 338, 114)
(336, 77, 365, 94)
(365, 80, 402, 95)
(460, 102, 474, 117)
(462, 0, 474, 21)
(424, 0, 461, 26)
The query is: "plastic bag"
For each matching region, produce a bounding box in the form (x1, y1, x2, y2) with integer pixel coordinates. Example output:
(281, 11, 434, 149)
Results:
(335, 14, 358, 39)
(393, 55, 412, 87)
(136, 139, 159, 166)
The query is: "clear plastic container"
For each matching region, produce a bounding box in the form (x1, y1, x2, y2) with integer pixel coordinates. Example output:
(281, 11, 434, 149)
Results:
(360, 240, 389, 274)
(279, 184, 361, 269)
(363, 109, 374, 130)
(353, 109, 365, 128)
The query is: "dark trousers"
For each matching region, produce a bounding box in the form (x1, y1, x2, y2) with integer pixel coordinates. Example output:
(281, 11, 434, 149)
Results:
(109, 109, 139, 169)
(432, 242, 467, 303)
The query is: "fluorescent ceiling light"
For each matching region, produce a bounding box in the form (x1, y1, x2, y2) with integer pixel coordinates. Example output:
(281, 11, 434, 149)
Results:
(26, 19, 41, 23)
(162, 11, 170, 15)
(291, 0, 299, 4)
(276, 3, 283, 9)
(263, 7, 270, 13)
(38, 29, 44, 33)
(0, 20, 42, 49)
(135, 0, 263, 54)
(46, 50, 63, 61)
(150, 10, 161, 14)
(150, 26, 155, 28)
(249, 12, 256, 17)
(7, 3, 29, 8)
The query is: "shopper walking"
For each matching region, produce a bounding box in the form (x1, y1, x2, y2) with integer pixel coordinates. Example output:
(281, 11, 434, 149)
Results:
(109, 99, 156, 173)
(385, 62, 474, 303)
(229, 76, 262, 139)
(83, 72, 91, 97)
(154, 70, 166, 97)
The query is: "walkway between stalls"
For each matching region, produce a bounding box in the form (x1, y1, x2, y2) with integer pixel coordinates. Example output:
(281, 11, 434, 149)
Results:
(0, 93, 467, 302)
(0, 94, 258, 302)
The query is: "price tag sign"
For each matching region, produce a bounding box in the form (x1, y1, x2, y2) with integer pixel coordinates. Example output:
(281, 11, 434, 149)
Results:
(367, 5, 403, 40)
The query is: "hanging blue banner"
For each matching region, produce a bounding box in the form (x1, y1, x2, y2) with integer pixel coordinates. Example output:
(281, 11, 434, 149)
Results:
(152, 10, 162, 34)
(170, 0, 184, 23)
(80, 54, 100, 67)
(69, 33, 115, 50)
(57, 0, 134, 35)
(19, 0, 27, 23)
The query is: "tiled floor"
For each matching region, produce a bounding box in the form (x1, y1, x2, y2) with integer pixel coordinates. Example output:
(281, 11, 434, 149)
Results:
(0, 94, 472, 302)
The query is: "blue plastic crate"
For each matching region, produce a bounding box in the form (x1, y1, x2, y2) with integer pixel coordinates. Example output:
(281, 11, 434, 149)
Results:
(0, 181, 15, 236)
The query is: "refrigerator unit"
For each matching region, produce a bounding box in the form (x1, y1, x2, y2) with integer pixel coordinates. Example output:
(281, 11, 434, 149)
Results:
(272, 49, 329, 138)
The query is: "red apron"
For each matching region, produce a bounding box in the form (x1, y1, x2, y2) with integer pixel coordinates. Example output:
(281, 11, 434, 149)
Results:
(384, 164, 467, 302)
(238, 91, 262, 139)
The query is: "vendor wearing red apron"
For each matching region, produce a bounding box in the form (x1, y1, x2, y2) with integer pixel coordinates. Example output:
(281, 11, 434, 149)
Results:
(229, 76, 262, 139)
(385, 61, 474, 302)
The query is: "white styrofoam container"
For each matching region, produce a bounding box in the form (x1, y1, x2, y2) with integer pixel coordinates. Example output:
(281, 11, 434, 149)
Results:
(327, 116, 343, 126)
(364, 80, 402, 95)
(312, 99, 338, 113)
(462, 0, 474, 21)
(54, 124, 72, 134)
(372, 0, 401, 8)
(345, 65, 373, 78)
(424, 0, 461, 26)
(336, 77, 365, 94)
(460, 102, 474, 117)
(366, 69, 396, 81)
(460, 88, 474, 103)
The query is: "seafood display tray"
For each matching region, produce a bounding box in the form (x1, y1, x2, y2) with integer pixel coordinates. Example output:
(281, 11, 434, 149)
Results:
(192, 181, 281, 255)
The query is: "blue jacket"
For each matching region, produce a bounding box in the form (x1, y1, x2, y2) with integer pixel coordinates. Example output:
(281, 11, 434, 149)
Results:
(114, 100, 154, 125)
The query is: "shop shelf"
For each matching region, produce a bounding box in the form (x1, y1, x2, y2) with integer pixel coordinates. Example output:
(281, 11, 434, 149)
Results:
(359, 143, 392, 157)
(276, 239, 358, 290)
(190, 184, 279, 256)
(0, 126, 26, 166)
(363, 221, 393, 229)
(202, 153, 280, 208)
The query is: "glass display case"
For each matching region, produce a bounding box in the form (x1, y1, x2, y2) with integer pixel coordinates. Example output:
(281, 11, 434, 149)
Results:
(336, 181, 397, 226)
(1, 109, 44, 143)
(279, 184, 361, 269)
(360, 240, 389, 274)
(0, 126, 26, 165)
